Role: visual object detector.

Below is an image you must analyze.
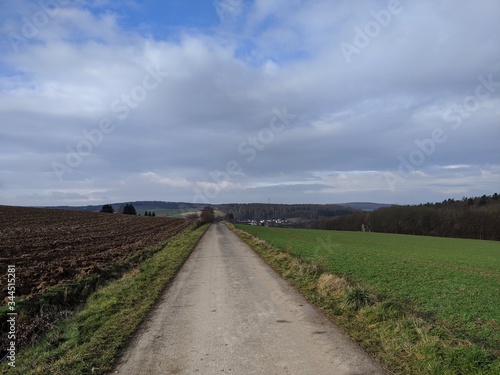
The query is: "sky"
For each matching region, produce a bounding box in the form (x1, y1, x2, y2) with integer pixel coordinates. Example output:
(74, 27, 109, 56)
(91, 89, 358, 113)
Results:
(0, 0, 499, 206)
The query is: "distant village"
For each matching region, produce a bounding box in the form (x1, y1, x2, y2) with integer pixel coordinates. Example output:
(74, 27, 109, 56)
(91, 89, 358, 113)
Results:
(239, 218, 292, 227)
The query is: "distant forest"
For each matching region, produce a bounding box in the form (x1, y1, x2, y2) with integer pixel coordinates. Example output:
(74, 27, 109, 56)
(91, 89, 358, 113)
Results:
(217, 203, 352, 222)
(313, 194, 500, 241)
(49, 201, 203, 212)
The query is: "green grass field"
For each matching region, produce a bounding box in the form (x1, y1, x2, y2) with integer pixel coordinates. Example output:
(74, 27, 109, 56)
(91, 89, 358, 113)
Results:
(236, 225, 500, 352)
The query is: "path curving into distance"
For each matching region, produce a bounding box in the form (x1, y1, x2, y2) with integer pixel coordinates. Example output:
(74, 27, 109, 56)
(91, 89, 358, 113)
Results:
(112, 223, 387, 375)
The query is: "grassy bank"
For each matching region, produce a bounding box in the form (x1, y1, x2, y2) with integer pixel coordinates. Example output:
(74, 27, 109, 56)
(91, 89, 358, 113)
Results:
(229, 223, 500, 375)
(2, 224, 209, 375)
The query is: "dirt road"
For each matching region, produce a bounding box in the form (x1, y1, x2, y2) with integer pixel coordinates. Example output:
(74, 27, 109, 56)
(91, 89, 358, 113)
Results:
(112, 223, 387, 374)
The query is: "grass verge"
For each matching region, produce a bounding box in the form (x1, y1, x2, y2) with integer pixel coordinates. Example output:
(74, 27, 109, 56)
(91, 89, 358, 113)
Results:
(1, 224, 209, 375)
(227, 223, 499, 375)
(1, 236, 186, 354)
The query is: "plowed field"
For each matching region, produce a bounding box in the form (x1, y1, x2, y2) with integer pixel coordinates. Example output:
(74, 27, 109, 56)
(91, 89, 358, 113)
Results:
(0, 205, 192, 302)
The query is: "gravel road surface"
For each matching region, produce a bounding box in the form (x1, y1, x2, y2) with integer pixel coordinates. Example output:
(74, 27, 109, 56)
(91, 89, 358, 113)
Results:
(112, 223, 387, 374)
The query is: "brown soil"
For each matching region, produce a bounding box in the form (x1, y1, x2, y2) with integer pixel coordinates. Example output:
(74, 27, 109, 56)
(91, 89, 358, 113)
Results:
(0, 205, 192, 302)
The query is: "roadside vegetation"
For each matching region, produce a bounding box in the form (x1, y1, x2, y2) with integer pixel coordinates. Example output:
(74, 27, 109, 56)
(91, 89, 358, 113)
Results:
(1, 224, 209, 375)
(0, 206, 193, 360)
(228, 223, 500, 375)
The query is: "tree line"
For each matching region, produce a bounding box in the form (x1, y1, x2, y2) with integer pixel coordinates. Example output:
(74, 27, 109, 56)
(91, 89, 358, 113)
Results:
(218, 203, 351, 221)
(313, 194, 500, 240)
(100, 203, 155, 216)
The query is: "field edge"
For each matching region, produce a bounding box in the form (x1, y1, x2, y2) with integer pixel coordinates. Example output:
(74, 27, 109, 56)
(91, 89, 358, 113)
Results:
(227, 223, 499, 375)
(1, 223, 210, 375)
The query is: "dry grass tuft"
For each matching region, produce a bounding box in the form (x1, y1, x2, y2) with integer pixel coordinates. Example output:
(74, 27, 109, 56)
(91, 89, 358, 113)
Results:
(316, 273, 349, 298)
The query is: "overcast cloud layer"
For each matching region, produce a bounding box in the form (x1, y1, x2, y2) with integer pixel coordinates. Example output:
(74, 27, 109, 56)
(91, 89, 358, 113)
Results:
(1, 0, 499, 206)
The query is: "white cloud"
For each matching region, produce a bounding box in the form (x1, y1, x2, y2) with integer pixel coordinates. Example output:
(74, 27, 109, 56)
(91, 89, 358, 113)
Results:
(0, 0, 499, 206)
(142, 172, 191, 188)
